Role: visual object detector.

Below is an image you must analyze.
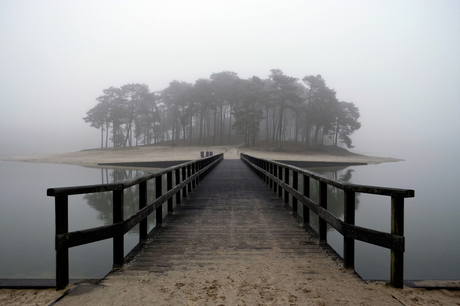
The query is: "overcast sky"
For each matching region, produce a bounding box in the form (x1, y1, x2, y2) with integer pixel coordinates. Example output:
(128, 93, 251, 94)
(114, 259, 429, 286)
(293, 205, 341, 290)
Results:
(1, 0, 459, 159)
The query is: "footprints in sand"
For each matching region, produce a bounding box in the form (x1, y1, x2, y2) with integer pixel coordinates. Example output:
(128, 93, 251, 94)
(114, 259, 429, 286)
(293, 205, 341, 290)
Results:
(168, 277, 300, 305)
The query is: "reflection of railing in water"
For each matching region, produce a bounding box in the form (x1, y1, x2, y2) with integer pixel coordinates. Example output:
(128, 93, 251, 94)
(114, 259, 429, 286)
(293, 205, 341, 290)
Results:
(241, 153, 414, 288)
(47, 154, 223, 290)
(302, 169, 361, 233)
(87, 169, 158, 228)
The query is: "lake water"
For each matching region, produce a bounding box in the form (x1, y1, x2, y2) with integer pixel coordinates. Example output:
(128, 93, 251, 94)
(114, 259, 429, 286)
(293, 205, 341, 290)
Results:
(0, 161, 162, 280)
(0, 152, 459, 281)
(303, 151, 460, 280)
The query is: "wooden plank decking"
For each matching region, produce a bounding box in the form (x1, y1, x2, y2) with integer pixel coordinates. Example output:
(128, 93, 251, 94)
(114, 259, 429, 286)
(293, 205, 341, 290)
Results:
(125, 159, 339, 274)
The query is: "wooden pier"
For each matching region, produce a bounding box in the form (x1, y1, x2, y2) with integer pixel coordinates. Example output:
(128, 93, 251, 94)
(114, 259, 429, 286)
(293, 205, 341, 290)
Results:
(124, 159, 331, 275)
(47, 153, 414, 295)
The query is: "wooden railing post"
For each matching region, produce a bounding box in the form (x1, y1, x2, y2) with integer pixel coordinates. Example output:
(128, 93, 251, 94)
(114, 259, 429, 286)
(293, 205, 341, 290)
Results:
(187, 164, 192, 192)
(264, 161, 268, 183)
(205, 159, 209, 177)
(269, 162, 273, 189)
(156, 175, 163, 226)
(200, 160, 204, 179)
(262, 160, 266, 181)
(199, 161, 203, 183)
(175, 168, 181, 205)
(292, 171, 298, 213)
(55, 195, 69, 290)
(273, 165, 278, 194)
(261, 161, 265, 182)
(303, 174, 310, 225)
(113, 189, 124, 268)
(192, 163, 196, 189)
(278, 166, 283, 198)
(139, 181, 147, 243)
(182, 166, 187, 198)
(319, 181, 327, 242)
(344, 190, 355, 268)
(391, 196, 405, 288)
(167, 172, 173, 213)
(284, 168, 290, 205)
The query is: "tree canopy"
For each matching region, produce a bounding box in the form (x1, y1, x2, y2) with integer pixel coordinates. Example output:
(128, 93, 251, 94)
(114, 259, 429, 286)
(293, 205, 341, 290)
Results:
(83, 70, 361, 149)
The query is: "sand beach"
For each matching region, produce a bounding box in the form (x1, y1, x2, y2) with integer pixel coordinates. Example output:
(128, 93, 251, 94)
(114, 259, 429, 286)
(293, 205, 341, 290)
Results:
(2, 144, 401, 167)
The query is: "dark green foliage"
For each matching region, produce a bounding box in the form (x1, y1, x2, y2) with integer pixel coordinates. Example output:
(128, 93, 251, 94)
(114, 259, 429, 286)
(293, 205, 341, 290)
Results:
(84, 71, 361, 149)
(232, 76, 266, 146)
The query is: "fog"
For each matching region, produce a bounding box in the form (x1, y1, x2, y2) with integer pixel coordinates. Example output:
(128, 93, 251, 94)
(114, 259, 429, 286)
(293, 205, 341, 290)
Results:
(1, 0, 459, 159)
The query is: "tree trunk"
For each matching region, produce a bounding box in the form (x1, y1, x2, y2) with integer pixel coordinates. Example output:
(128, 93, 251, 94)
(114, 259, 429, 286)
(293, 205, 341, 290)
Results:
(189, 110, 193, 146)
(314, 124, 320, 146)
(199, 111, 204, 145)
(228, 105, 232, 143)
(105, 121, 109, 148)
(123, 123, 130, 147)
(334, 121, 339, 146)
(213, 109, 217, 146)
(220, 104, 223, 145)
(266, 107, 270, 141)
(305, 118, 311, 150)
(294, 113, 298, 142)
(272, 108, 277, 142)
(278, 108, 283, 149)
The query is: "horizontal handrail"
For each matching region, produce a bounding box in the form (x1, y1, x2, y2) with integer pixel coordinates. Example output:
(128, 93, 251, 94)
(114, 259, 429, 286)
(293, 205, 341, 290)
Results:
(252, 157, 414, 198)
(48, 153, 223, 290)
(280, 180, 405, 251)
(240, 153, 414, 288)
(47, 158, 212, 196)
(55, 161, 212, 249)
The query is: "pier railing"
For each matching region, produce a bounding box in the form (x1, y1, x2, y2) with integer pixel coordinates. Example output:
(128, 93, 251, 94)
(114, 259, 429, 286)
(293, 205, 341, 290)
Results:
(241, 153, 414, 288)
(47, 153, 223, 290)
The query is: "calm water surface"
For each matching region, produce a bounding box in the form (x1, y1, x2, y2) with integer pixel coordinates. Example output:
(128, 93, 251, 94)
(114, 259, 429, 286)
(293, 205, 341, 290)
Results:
(305, 153, 460, 280)
(0, 153, 459, 281)
(0, 161, 159, 280)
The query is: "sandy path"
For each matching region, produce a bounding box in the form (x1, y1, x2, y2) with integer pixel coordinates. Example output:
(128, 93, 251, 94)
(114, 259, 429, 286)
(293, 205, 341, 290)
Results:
(2, 280, 459, 306)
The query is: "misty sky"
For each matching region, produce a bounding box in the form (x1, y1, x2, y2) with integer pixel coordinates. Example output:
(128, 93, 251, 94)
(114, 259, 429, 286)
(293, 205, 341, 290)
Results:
(1, 0, 459, 159)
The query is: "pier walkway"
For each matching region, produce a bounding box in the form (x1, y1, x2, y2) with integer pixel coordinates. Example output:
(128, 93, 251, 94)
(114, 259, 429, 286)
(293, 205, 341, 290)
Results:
(54, 159, 402, 305)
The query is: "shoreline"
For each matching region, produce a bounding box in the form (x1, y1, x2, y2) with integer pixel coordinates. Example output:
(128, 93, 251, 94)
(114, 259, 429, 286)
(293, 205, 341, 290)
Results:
(1, 145, 403, 167)
(2, 146, 460, 305)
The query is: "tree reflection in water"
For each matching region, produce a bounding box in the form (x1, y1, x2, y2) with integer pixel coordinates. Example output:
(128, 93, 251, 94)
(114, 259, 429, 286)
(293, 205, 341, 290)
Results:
(83, 166, 360, 235)
(84, 168, 159, 232)
(294, 166, 361, 234)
